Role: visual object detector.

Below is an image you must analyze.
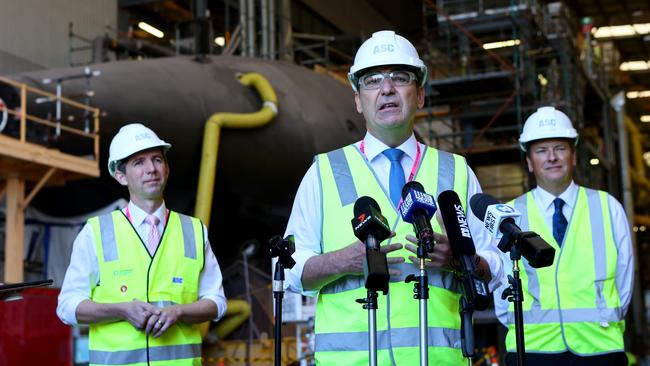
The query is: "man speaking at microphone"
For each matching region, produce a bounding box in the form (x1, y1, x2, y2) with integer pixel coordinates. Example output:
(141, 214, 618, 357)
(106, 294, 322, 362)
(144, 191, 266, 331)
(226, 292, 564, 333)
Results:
(495, 106, 633, 366)
(281, 30, 503, 365)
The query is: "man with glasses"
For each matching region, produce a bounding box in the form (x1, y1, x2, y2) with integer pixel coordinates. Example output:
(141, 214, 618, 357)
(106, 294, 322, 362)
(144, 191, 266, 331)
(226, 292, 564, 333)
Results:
(282, 30, 504, 365)
(495, 106, 633, 365)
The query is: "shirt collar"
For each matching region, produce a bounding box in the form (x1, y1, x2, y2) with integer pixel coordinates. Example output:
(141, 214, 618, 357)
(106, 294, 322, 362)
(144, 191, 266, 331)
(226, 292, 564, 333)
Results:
(127, 201, 167, 226)
(534, 181, 577, 211)
(362, 132, 418, 162)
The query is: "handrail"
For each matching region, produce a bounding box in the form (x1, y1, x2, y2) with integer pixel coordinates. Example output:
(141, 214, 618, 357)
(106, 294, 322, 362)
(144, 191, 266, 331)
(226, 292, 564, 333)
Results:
(0, 75, 100, 162)
(194, 72, 278, 226)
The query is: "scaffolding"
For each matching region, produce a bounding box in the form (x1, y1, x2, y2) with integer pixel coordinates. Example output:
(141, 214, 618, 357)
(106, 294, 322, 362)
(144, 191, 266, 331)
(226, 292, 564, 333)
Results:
(418, 0, 618, 198)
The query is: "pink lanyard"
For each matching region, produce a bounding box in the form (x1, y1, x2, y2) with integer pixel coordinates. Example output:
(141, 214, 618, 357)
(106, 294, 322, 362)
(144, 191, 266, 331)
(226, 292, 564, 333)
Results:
(359, 139, 422, 182)
(124, 206, 169, 226)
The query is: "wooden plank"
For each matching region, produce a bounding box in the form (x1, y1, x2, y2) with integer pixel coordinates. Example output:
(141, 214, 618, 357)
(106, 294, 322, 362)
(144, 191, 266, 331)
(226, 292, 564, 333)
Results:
(0, 135, 99, 178)
(4, 177, 25, 283)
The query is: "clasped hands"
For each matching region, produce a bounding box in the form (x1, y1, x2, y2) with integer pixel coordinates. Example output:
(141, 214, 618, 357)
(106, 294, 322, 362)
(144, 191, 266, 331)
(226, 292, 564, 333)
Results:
(122, 299, 182, 338)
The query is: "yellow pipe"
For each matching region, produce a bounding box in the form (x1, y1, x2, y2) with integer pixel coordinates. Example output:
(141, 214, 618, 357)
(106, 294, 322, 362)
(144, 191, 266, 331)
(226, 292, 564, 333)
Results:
(194, 72, 278, 226)
(214, 299, 252, 339)
(199, 299, 252, 339)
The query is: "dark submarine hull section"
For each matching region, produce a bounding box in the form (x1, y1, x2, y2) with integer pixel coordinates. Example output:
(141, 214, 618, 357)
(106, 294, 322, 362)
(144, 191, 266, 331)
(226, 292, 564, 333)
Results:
(11, 56, 366, 260)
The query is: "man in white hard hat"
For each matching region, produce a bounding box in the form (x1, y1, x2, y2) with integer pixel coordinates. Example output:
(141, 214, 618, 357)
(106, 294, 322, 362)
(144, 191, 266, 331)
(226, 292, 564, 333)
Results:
(57, 123, 227, 365)
(495, 106, 633, 366)
(281, 30, 504, 365)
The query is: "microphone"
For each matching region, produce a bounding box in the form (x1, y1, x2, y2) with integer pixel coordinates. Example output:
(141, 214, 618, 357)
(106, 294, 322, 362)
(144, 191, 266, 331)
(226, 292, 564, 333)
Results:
(469, 193, 555, 268)
(399, 181, 437, 252)
(437, 190, 491, 311)
(351, 196, 391, 293)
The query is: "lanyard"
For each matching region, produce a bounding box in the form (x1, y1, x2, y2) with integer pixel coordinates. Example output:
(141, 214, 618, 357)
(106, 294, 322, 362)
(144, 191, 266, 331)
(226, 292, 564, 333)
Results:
(359, 139, 422, 182)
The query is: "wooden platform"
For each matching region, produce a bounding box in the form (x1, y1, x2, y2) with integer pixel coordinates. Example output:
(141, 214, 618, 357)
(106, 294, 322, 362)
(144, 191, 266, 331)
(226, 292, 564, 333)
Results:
(0, 134, 99, 183)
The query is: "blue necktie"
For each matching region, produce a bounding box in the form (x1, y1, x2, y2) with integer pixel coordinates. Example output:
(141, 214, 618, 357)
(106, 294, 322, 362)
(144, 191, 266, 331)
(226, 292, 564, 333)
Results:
(552, 198, 568, 246)
(383, 148, 405, 208)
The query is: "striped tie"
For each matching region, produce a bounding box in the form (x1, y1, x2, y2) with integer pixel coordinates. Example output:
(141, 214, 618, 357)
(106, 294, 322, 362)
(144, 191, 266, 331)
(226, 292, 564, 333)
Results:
(145, 215, 161, 255)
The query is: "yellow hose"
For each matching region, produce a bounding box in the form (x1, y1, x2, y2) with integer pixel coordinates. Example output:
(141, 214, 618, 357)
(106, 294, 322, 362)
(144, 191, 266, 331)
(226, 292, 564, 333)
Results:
(194, 72, 277, 339)
(199, 299, 252, 339)
(194, 72, 278, 226)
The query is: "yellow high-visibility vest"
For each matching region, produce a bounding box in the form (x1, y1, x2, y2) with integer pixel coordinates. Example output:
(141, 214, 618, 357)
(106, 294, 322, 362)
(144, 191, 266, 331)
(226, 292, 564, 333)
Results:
(87, 210, 204, 366)
(505, 187, 625, 355)
(314, 144, 469, 365)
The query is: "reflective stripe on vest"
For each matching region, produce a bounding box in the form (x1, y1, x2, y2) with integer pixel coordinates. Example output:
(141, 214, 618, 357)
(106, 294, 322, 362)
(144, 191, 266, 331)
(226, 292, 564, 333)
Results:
(98, 212, 198, 262)
(506, 187, 624, 355)
(321, 262, 459, 295)
(89, 344, 201, 365)
(88, 211, 204, 366)
(316, 144, 469, 365)
(315, 327, 461, 352)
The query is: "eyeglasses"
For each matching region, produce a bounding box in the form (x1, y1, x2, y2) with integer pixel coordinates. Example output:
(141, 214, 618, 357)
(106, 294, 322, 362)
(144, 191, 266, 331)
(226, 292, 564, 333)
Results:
(358, 70, 417, 90)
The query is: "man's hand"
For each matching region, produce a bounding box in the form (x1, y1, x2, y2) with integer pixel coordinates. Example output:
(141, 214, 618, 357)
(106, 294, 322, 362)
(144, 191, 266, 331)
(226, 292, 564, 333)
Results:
(120, 299, 161, 330)
(302, 233, 406, 291)
(404, 232, 453, 270)
(338, 239, 405, 276)
(145, 305, 182, 338)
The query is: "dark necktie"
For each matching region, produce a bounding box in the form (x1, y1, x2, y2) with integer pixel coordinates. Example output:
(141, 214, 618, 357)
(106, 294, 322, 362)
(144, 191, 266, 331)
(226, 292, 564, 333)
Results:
(552, 198, 568, 246)
(382, 148, 405, 208)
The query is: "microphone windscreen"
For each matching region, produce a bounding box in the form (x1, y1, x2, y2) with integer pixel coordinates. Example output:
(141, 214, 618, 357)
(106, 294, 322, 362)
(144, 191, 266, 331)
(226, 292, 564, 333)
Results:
(354, 196, 380, 216)
(438, 190, 476, 257)
(401, 181, 425, 198)
(469, 193, 500, 221)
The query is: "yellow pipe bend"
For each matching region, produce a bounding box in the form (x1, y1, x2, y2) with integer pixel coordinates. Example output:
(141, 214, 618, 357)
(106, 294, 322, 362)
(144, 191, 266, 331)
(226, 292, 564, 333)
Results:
(199, 299, 252, 339)
(194, 72, 278, 226)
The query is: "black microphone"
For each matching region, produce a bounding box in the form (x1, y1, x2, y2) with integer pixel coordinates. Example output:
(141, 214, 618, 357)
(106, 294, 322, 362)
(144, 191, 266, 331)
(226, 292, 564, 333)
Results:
(437, 190, 491, 311)
(399, 181, 437, 252)
(469, 193, 555, 268)
(351, 196, 391, 293)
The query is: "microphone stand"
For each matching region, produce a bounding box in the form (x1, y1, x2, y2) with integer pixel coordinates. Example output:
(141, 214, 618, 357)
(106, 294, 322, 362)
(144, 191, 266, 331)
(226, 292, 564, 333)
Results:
(273, 260, 286, 366)
(459, 293, 475, 359)
(405, 242, 430, 366)
(268, 236, 296, 366)
(355, 242, 389, 366)
(500, 236, 526, 366)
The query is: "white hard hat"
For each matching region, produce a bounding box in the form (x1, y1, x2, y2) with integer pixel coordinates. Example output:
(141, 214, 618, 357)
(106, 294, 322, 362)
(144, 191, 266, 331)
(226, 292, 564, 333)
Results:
(519, 106, 578, 151)
(107, 123, 171, 177)
(348, 30, 428, 92)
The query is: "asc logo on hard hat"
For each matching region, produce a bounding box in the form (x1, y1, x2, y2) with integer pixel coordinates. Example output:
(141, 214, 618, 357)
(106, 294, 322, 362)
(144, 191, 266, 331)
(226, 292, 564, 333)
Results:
(373, 44, 395, 54)
(135, 132, 153, 141)
(539, 118, 556, 128)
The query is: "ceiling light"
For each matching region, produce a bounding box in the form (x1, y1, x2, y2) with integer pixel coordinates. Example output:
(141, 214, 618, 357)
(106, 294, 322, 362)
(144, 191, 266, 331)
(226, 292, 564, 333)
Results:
(483, 39, 520, 50)
(627, 90, 650, 99)
(537, 74, 548, 86)
(641, 115, 650, 122)
(590, 158, 599, 165)
(620, 61, 650, 71)
(214, 36, 225, 46)
(138, 21, 164, 39)
(593, 23, 650, 39)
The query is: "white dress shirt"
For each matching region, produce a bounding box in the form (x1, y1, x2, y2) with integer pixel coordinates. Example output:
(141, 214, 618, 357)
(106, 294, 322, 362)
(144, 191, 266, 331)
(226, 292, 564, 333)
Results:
(57, 201, 228, 325)
(494, 181, 634, 324)
(282, 132, 504, 296)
